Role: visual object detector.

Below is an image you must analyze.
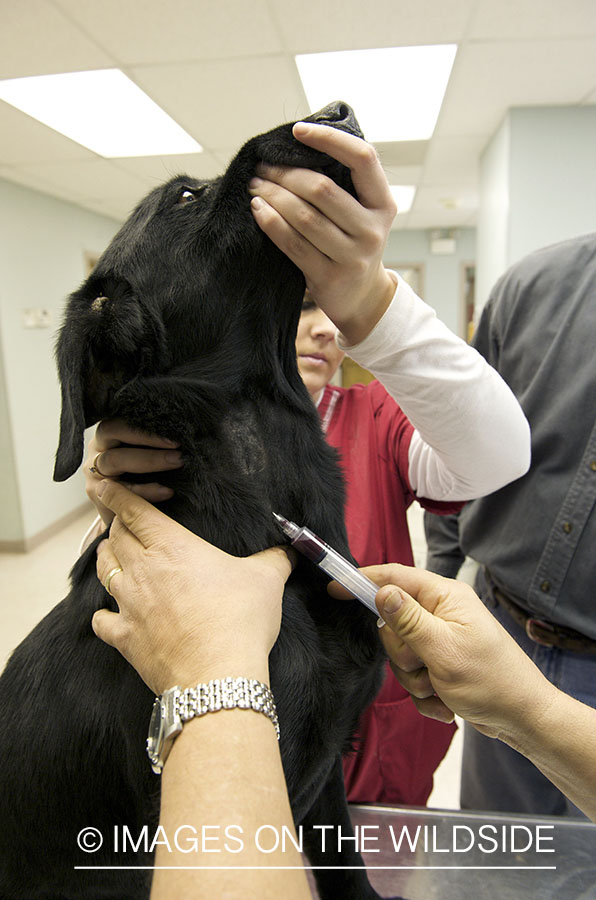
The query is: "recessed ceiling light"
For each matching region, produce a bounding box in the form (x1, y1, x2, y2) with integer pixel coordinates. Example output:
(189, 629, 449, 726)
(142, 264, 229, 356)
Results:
(296, 45, 457, 143)
(390, 185, 416, 214)
(0, 69, 202, 158)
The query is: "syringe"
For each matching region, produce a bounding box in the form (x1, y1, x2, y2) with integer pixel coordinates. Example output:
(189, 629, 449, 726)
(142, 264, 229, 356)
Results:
(272, 512, 385, 626)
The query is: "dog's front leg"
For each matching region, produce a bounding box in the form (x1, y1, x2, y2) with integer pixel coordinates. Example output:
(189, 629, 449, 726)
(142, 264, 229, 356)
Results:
(300, 757, 405, 900)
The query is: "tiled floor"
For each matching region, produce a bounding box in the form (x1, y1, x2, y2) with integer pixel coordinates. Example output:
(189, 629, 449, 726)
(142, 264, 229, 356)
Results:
(0, 502, 466, 809)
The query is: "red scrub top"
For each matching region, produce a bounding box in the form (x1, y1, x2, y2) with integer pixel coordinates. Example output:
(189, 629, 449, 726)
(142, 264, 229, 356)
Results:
(318, 381, 460, 805)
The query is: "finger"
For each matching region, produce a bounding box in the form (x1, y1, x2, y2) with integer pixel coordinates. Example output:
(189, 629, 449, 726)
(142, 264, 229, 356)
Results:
(108, 514, 145, 564)
(388, 660, 434, 699)
(326, 564, 399, 599)
(91, 607, 124, 649)
(96, 538, 123, 595)
(98, 480, 204, 555)
(372, 564, 454, 612)
(374, 583, 442, 660)
(381, 628, 425, 672)
(90, 447, 182, 478)
(292, 123, 395, 214)
(410, 694, 455, 725)
(329, 563, 452, 616)
(97, 481, 172, 549)
(125, 483, 175, 503)
(250, 195, 332, 282)
(96, 418, 179, 451)
(252, 166, 364, 243)
(251, 545, 296, 582)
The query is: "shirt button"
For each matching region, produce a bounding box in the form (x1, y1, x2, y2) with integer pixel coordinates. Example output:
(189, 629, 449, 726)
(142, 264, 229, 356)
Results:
(562, 521, 573, 534)
(591, 460, 596, 471)
(540, 580, 551, 593)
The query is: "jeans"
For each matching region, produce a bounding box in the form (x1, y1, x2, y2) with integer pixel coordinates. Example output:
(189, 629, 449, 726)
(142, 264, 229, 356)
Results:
(460, 568, 594, 818)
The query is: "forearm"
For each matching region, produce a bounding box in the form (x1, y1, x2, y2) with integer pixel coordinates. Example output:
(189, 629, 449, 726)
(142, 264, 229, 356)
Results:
(500, 684, 596, 822)
(152, 693, 309, 899)
(338, 276, 531, 500)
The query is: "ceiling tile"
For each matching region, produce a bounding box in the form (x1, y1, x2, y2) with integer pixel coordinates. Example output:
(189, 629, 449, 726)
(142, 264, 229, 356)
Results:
(421, 135, 487, 185)
(268, 0, 475, 52)
(468, 0, 596, 40)
(410, 183, 478, 223)
(111, 151, 224, 185)
(52, 0, 283, 65)
(406, 207, 477, 229)
(15, 159, 150, 204)
(130, 56, 308, 150)
(0, 101, 99, 165)
(436, 40, 596, 137)
(76, 196, 142, 221)
(375, 141, 428, 168)
(383, 165, 424, 185)
(2, 0, 596, 233)
(0, 0, 114, 78)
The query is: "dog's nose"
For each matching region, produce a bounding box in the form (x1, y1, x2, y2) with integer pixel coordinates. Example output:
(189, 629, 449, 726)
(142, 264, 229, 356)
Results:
(306, 102, 362, 138)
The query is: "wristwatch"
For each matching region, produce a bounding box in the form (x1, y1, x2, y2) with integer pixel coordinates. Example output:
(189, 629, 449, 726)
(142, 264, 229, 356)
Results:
(146, 677, 279, 774)
(146, 687, 183, 775)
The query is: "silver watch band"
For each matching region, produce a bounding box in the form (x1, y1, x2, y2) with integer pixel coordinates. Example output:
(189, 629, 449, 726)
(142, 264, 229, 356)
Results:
(176, 677, 280, 740)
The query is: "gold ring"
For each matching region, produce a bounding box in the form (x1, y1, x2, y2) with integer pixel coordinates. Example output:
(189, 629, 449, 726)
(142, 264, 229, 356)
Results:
(104, 566, 123, 596)
(89, 452, 107, 478)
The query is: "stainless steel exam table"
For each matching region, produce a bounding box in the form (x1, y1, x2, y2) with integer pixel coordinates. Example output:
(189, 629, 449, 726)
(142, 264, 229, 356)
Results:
(306, 805, 596, 899)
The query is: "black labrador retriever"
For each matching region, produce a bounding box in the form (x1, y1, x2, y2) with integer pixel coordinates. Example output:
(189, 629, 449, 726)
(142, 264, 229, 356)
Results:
(0, 102, 403, 900)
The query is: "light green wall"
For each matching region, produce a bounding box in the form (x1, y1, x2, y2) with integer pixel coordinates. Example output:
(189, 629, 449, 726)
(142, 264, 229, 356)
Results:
(384, 228, 476, 337)
(477, 115, 510, 312)
(0, 319, 23, 543)
(477, 106, 596, 310)
(0, 179, 119, 545)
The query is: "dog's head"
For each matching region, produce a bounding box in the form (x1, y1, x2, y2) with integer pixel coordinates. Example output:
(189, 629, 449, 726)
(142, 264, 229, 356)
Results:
(54, 102, 364, 481)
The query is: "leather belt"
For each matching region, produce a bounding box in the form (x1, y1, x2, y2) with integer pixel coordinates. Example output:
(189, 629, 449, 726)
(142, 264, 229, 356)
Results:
(484, 569, 596, 654)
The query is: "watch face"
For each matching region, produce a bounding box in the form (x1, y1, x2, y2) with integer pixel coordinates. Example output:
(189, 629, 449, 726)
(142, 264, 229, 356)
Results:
(146, 698, 164, 770)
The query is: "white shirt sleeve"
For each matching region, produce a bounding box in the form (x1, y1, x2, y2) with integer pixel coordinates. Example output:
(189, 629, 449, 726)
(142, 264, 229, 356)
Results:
(337, 274, 531, 501)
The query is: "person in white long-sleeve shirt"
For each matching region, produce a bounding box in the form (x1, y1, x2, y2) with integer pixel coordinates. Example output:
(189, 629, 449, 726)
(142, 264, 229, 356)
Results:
(82, 122, 530, 806)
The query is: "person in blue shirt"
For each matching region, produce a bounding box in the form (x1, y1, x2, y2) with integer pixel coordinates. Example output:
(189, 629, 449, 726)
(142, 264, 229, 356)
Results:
(425, 232, 596, 817)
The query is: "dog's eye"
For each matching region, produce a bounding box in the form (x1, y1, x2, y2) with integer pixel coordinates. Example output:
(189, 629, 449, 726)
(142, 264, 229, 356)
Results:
(177, 189, 199, 204)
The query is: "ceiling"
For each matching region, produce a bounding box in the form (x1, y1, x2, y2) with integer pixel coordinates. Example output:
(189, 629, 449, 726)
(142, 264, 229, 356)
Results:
(1, 0, 595, 230)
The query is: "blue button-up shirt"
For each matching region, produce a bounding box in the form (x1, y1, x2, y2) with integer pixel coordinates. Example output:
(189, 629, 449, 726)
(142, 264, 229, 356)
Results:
(425, 233, 596, 639)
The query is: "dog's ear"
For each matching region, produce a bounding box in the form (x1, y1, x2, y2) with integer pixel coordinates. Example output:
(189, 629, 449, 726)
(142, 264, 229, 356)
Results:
(53, 301, 91, 482)
(53, 274, 169, 482)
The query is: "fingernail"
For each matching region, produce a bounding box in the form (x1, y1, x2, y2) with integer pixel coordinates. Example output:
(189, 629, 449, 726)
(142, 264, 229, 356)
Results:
(97, 479, 107, 498)
(382, 588, 404, 616)
(156, 485, 174, 498)
(293, 122, 310, 137)
(165, 451, 182, 465)
(251, 196, 264, 211)
(255, 162, 270, 176)
(249, 176, 263, 189)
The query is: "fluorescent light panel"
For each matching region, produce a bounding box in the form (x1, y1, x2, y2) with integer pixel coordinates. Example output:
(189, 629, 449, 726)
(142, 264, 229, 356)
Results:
(389, 185, 416, 214)
(0, 69, 202, 158)
(296, 45, 457, 143)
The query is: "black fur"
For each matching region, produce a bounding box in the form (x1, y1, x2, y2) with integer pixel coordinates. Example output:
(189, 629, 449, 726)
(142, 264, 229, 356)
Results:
(0, 103, 401, 900)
